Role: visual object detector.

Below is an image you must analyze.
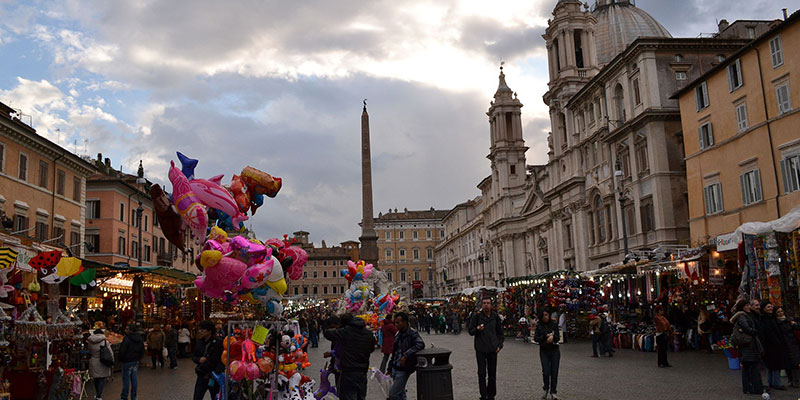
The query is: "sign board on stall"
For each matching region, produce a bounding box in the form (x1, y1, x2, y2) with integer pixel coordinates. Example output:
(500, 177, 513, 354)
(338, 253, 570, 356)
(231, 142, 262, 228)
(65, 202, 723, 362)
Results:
(709, 268, 724, 285)
(715, 232, 740, 252)
(412, 280, 423, 289)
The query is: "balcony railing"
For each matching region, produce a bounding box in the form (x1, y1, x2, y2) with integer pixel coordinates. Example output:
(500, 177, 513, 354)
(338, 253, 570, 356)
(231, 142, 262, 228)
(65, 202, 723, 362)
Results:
(157, 252, 173, 266)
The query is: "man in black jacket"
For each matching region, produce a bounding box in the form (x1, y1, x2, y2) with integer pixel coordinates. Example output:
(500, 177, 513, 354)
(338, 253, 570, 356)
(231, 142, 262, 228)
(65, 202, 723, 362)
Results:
(118, 324, 145, 400)
(323, 313, 376, 400)
(388, 312, 425, 400)
(193, 320, 224, 400)
(468, 298, 504, 400)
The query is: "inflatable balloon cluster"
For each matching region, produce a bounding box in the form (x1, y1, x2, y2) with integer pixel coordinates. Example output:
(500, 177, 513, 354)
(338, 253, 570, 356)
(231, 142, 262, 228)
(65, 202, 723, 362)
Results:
(194, 229, 308, 317)
(218, 329, 315, 400)
(151, 152, 283, 252)
(342, 260, 375, 312)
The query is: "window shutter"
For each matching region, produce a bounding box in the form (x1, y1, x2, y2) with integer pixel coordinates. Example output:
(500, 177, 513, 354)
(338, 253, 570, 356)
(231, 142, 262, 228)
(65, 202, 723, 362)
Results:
(728, 65, 734, 92)
(715, 185, 723, 212)
(781, 159, 789, 193)
(704, 186, 711, 214)
(740, 174, 748, 205)
(754, 170, 762, 202)
(707, 124, 714, 146)
(698, 126, 705, 149)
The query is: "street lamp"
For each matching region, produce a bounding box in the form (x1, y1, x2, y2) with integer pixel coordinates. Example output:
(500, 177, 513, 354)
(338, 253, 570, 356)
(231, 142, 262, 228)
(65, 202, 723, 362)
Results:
(478, 242, 486, 286)
(136, 160, 145, 268)
(614, 157, 630, 261)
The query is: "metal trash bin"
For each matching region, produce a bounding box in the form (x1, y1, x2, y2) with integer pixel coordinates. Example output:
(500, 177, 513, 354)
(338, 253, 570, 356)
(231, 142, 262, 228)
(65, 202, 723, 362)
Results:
(415, 347, 454, 400)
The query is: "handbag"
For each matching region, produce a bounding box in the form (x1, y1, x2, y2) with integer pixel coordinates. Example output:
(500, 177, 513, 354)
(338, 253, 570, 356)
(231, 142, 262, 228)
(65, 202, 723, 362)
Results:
(731, 328, 753, 347)
(162, 347, 169, 357)
(100, 340, 115, 367)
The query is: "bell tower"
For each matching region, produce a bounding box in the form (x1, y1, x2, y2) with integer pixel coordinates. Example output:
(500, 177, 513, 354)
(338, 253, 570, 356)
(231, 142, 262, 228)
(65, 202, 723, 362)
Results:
(487, 66, 527, 195)
(544, 0, 599, 87)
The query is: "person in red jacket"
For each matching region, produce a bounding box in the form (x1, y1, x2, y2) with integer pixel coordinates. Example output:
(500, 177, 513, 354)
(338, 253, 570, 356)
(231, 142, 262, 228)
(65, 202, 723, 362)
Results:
(380, 316, 398, 373)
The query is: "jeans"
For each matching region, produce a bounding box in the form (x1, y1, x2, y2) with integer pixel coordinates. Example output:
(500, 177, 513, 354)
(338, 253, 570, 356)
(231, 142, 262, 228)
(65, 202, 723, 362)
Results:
(338, 370, 367, 400)
(656, 334, 669, 366)
(389, 370, 411, 400)
(151, 349, 164, 368)
(380, 353, 391, 373)
(178, 342, 188, 358)
(742, 361, 764, 393)
(120, 362, 139, 400)
(475, 351, 497, 400)
(168, 346, 178, 368)
(540, 348, 560, 394)
(591, 334, 604, 356)
(767, 368, 783, 387)
(92, 377, 105, 398)
(310, 330, 319, 348)
(193, 374, 219, 400)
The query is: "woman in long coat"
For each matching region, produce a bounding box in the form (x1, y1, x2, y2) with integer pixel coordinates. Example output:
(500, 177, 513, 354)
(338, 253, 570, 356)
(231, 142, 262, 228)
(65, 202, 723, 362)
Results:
(776, 306, 800, 387)
(88, 327, 113, 399)
(731, 299, 763, 395)
(760, 302, 789, 390)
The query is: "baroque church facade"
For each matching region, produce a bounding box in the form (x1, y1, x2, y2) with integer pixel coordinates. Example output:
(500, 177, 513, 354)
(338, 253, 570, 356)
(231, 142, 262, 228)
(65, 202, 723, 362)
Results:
(436, 0, 761, 292)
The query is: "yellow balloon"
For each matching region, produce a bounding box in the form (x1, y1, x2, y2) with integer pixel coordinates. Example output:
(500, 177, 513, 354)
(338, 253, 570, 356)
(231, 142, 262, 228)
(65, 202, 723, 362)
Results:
(266, 278, 287, 296)
(200, 250, 223, 269)
(208, 227, 228, 242)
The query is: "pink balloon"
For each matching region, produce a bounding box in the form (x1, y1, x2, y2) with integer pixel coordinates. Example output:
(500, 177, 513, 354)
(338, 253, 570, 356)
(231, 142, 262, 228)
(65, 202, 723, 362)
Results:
(239, 258, 274, 289)
(189, 175, 249, 228)
(203, 239, 224, 252)
(230, 360, 245, 381)
(230, 236, 268, 265)
(169, 161, 208, 240)
(245, 362, 260, 380)
(196, 256, 248, 299)
(281, 246, 308, 281)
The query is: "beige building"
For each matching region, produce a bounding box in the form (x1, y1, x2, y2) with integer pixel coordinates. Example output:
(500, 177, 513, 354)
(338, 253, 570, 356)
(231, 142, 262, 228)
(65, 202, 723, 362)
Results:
(436, 198, 487, 294)
(673, 12, 799, 249)
(437, 0, 770, 283)
(375, 208, 447, 298)
(0, 101, 95, 259)
(292, 231, 359, 300)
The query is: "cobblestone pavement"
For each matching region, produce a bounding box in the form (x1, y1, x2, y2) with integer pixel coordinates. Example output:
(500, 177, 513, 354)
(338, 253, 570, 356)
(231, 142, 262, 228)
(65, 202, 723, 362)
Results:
(91, 332, 800, 400)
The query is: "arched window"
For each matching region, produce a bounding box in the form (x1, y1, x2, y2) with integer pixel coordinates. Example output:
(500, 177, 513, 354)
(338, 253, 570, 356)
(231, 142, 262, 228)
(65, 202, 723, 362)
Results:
(614, 83, 625, 123)
(385, 248, 392, 260)
(594, 196, 606, 243)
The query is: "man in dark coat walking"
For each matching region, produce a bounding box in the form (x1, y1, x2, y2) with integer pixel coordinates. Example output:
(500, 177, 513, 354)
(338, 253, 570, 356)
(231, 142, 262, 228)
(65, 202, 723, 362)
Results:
(468, 298, 504, 400)
(324, 313, 376, 400)
(388, 312, 425, 400)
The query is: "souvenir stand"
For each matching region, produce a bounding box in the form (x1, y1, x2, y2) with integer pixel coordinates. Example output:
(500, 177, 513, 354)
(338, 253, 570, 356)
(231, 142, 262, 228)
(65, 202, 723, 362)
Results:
(740, 230, 800, 316)
(504, 271, 604, 339)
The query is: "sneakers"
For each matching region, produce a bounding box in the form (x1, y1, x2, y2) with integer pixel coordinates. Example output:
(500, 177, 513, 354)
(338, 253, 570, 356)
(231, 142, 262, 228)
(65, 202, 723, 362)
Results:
(551, 394, 559, 400)
(541, 390, 549, 399)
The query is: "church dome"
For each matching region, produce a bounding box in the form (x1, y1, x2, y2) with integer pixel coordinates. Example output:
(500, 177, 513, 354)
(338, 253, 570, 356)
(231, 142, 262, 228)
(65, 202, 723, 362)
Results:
(592, 0, 671, 65)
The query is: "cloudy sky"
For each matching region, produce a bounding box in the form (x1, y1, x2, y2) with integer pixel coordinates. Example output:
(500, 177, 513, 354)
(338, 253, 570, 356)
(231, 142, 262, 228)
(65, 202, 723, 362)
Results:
(1, 0, 796, 244)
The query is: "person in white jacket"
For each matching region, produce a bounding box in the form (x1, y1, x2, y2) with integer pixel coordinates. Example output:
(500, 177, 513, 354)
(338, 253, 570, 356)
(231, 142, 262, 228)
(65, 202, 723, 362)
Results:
(178, 325, 191, 358)
(88, 326, 113, 400)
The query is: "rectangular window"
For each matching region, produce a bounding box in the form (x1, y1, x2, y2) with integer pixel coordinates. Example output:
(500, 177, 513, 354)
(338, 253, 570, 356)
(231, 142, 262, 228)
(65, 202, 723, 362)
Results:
(770, 35, 784, 68)
(675, 72, 687, 81)
(777, 84, 792, 114)
(131, 240, 138, 258)
(695, 82, 709, 111)
(303, 287, 308, 295)
(73, 177, 81, 202)
(704, 183, 724, 215)
(56, 170, 65, 195)
(427, 248, 433, 260)
(727, 59, 743, 91)
(635, 140, 649, 175)
(640, 197, 655, 232)
(412, 230, 418, 240)
(14, 215, 28, 233)
(740, 169, 763, 206)
(144, 214, 148, 231)
(313, 271, 318, 278)
(294, 287, 299, 295)
(70, 230, 80, 246)
(323, 286, 328, 294)
(624, 203, 637, 234)
(387, 271, 393, 282)
(400, 271, 407, 282)
(0, 142, 4, 172)
(385, 249, 392, 260)
(780, 154, 800, 193)
(413, 249, 420, 260)
(736, 103, 749, 132)
(86, 200, 100, 219)
(440, 229, 445, 237)
(698, 122, 714, 150)
(35, 221, 48, 241)
(144, 245, 151, 262)
(747, 27, 756, 39)
(385, 231, 390, 240)
(119, 203, 125, 222)
(323, 270, 327, 278)
(86, 233, 99, 252)
(18, 153, 27, 180)
(52, 226, 64, 245)
(399, 249, 406, 258)
(563, 222, 573, 249)
(426, 229, 432, 239)
(118, 237, 126, 255)
(632, 78, 641, 105)
(313, 286, 318, 295)
(399, 231, 404, 240)
(414, 270, 421, 280)
(38, 160, 48, 188)
(510, 165, 516, 175)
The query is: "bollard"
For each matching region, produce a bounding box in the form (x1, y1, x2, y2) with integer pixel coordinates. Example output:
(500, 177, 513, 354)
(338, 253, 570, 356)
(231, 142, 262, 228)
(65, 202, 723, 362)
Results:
(415, 347, 454, 400)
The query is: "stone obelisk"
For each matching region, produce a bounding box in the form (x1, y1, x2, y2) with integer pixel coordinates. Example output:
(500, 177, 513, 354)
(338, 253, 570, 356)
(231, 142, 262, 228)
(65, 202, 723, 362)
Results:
(359, 100, 379, 267)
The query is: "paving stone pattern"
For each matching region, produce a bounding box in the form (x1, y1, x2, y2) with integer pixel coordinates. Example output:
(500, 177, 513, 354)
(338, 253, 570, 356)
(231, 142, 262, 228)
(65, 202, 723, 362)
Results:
(90, 331, 800, 400)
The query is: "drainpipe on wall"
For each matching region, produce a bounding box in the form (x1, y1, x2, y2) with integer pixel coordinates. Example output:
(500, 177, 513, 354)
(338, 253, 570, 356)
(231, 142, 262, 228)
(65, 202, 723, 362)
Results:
(51, 152, 66, 248)
(753, 45, 782, 218)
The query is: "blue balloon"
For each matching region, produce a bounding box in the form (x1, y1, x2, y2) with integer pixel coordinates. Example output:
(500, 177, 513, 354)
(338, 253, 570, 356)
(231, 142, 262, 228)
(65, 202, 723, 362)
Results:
(176, 151, 198, 180)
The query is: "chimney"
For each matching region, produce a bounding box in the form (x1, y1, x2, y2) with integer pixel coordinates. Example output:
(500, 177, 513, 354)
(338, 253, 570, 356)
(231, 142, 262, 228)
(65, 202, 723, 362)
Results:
(104, 158, 111, 168)
(717, 19, 729, 32)
(783, 8, 788, 20)
(97, 153, 103, 162)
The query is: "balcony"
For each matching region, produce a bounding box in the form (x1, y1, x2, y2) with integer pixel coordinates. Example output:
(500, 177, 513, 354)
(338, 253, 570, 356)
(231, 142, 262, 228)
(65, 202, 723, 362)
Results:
(157, 252, 173, 266)
(577, 69, 588, 78)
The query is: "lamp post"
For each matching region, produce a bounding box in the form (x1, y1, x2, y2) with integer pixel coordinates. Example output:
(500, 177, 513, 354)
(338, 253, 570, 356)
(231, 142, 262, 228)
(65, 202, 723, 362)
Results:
(615, 157, 630, 261)
(478, 242, 486, 286)
(136, 161, 146, 268)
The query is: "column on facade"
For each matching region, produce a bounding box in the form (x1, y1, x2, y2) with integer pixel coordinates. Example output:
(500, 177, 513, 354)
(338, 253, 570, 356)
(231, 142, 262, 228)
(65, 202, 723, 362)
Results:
(548, 43, 557, 81)
(565, 29, 575, 69)
(581, 29, 591, 68)
(558, 30, 568, 72)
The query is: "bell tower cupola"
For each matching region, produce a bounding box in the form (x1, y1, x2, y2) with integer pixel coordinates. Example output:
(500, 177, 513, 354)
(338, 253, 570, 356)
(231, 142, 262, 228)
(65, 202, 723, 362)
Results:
(487, 65, 527, 193)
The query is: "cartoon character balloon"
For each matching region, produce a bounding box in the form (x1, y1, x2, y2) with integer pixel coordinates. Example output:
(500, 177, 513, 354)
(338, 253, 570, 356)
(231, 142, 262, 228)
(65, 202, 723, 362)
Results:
(149, 184, 185, 251)
(168, 161, 208, 240)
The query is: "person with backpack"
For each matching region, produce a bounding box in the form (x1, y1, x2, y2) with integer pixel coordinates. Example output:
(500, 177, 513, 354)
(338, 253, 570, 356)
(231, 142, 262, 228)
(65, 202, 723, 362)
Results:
(88, 324, 113, 400)
(388, 312, 425, 400)
(118, 323, 145, 400)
